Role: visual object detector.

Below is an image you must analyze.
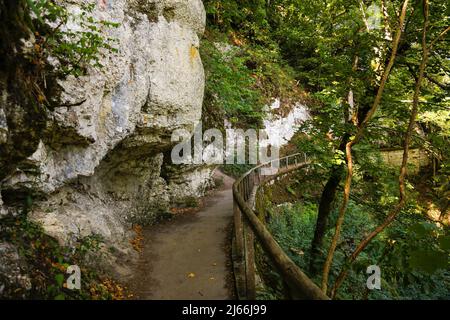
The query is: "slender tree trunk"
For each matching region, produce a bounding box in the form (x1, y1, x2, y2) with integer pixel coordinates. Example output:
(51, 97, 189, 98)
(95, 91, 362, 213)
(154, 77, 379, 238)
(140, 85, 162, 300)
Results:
(320, 0, 409, 294)
(309, 137, 347, 274)
(330, 0, 430, 298)
(309, 165, 343, 273)
(309, 53, 359, 275)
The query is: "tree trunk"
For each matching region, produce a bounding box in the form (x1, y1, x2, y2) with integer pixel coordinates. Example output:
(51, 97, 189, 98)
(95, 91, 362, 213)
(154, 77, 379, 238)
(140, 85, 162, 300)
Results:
(309, 137, 347, 274)
(321, 0, 410, 294)
(330, 0, 431, 297)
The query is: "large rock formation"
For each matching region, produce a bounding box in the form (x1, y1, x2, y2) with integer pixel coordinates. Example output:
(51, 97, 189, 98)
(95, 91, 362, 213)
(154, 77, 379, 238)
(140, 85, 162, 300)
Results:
(0, 0, 212, 270)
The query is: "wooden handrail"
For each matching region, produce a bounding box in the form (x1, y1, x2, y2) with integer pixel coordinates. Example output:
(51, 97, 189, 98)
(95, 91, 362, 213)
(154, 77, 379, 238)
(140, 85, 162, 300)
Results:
(232, 153, 329, 300)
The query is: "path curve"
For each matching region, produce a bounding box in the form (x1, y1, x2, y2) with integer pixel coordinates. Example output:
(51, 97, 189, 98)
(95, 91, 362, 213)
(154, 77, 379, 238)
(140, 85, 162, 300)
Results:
(131, 171, 234, 299)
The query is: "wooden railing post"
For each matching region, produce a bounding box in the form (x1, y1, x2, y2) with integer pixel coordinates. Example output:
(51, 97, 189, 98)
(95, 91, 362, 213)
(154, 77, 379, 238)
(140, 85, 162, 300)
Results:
(244, 220, 256, 300)
(233, 198, 246, 299)
(232, 153, 328, 300)
(245, 176, 249, 200)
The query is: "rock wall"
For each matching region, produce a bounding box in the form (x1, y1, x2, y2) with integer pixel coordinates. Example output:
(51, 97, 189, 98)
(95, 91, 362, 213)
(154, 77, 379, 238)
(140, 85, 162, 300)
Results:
(380, 148, 430, 174)
(262, 98, 311, 148)
(0, 0, 212, 268)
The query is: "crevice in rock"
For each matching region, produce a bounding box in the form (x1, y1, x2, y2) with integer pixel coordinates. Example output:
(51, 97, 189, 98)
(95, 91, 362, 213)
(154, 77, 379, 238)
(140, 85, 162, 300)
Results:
(130, 0, 160, 23)
(162, 7, 175, 22)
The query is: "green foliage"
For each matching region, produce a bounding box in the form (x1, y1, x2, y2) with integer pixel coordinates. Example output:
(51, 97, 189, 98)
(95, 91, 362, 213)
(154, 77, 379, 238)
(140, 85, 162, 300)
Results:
(204, 0, 449, 301)
(204, 0, 270, 42)
(221, 164, 254, 178)
(27, 0, 119, 78)
(266, 198, 450, 300)
(201, 34, 303, 128)
(181, 196, 200, 208)
(201, 37, 264, 126)
(201, 8, 304, 129)
(0, 213, 122, 300)
(273, 0, 449, 162)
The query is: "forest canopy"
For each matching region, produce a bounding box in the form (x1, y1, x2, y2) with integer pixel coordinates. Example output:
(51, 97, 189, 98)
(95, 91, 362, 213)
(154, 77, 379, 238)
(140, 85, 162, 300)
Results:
(203, 0, 449, 299)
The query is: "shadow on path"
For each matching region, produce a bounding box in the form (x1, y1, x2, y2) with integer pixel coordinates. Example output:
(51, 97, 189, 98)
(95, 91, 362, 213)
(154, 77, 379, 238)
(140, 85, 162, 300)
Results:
(130, 171, 234, 299)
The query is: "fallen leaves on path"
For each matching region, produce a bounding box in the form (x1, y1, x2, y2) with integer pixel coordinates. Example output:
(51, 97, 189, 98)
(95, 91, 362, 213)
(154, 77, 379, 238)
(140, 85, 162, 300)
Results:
(130, 225, 144, 253)
(89, 278, 133, 300)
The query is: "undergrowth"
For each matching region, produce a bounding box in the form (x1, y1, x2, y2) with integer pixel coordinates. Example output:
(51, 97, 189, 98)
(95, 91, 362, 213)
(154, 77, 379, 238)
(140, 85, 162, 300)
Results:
(0, 212, 130, 300)
(201, 29, 306, 130)
(262, 199, 450, 300)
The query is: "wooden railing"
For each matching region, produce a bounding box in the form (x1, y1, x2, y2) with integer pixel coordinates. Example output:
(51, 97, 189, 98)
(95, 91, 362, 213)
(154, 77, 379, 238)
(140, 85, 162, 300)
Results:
(232, 153, 328, 300)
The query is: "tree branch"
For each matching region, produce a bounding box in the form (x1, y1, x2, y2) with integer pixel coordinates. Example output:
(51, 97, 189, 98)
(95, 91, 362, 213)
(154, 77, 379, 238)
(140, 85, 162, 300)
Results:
(405, 62, 449, 90)
(429, 26, 450, 50)
(320, 0, 410, 295)
(330, 0, 430, 298)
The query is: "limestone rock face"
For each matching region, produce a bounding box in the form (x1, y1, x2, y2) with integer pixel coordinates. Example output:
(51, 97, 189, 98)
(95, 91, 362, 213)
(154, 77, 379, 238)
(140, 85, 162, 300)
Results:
(163, 163, 216, 206)
(0, 0, 208, 259)
(0, 107, 7, 145)
(0, 194, 5, 218)
(0, 242, 31, 298)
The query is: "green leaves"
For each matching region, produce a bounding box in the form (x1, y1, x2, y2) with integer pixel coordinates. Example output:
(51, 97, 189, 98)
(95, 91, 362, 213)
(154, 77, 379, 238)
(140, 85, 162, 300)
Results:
(55, 273, 64, 287)
(286, 185, 297, 196)
(0, 212, 113, 299)
(403, 222, 449, 274)
(27, 0, 119, 78)
(203, 0, 450, 301)
(409, 249, 448, 274)
(408, 221, 437, 237)
(439, 235, 450, 251)
(202, 32, 300, 127)
(332, 150, 346, 166)
(204, 0, 271, 39)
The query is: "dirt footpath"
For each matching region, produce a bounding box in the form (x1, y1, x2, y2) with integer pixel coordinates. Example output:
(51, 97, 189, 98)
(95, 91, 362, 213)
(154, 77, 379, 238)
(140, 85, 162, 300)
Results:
(130, 171, 234, 299)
